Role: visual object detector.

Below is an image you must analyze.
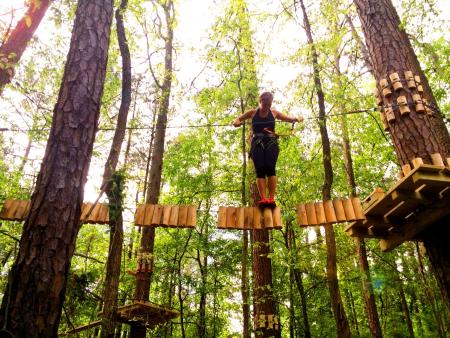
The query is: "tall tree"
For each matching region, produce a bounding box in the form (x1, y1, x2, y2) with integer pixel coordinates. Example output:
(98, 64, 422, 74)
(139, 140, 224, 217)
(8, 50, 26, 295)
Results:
(353, 0, 450, 304)
(0, 0, 114, 336)
(296, 0, 351, 336)
(130, 0, 174, 337)
(0, 0, 51, 94)
(100, 0, 132, 336)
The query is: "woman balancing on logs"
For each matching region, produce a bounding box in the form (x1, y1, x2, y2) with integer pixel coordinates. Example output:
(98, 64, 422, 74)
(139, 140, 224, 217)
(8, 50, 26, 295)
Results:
(232, 92, 303, 207)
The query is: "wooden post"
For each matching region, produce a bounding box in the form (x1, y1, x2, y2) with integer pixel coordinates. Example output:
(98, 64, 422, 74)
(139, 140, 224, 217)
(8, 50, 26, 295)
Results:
(218, 206, 227, 229)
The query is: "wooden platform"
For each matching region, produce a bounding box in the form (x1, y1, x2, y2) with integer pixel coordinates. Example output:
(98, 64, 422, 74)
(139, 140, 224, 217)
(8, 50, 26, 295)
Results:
(0, 199, 109, 224)
(134, 204, 196, 228)
(296, 197, 365, 226)
(217, 206, 282, 230)
(345, 164, 450, 251)
(99, 301, 180, 327)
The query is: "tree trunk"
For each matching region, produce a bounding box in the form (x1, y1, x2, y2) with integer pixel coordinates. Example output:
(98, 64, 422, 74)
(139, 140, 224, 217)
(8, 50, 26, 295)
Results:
(0, 0, 114, 336)
(0, 0, 51, 94)
(353, 0, 450, 305)
(100, 1, 132, 336)
(130, 1, 174, 337)
(297, 1, 351, 336)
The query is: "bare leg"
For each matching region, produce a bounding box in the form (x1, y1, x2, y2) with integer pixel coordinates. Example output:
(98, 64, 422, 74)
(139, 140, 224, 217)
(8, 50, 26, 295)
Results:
(268, 176, 277, 200)
(257, 178, 267, 200)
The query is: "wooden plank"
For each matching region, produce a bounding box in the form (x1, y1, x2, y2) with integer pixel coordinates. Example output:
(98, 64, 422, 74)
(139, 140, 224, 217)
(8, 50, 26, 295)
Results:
(151, 205, 163, 226)
(297, 204, 308, 226)
(342, 198, 356, 221)
(15, 200, 30, 220)
(162, 205, 171, 227)
(263, 208, 273, 229)
(80, 202, 92, 221)
(253, 207, 262, 230)
(305, 202, 317, 225)
(323, 200, 337, 224)
(273, 207, 282, 229)
(178, 206, 188, 226)
(314, 202, 327, 225)
(412, 171, 450, 188)
(351, 198, 365, 220)
(236, 207, 245, 229)
(412, 157, 424, 168)
(218, 207, 227, 229)
(99, 204, 109, 223)
(332, 199, 346, 222)
(186, 206, 196, 228)
(361, 188, 385, 210)
(430, 153, 445, 166)
(402, 164, 412, 176)
(347, 226, 390, 239)
(169, 205, 179, 227)
(244, 207, 253, 229)
(143, 204, 155, 226)
(226, 207, 236, 229)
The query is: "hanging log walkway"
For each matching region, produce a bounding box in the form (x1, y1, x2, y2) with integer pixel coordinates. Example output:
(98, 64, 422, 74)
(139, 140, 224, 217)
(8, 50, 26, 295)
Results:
(217, 206, 282, 230)
(345, 163, 450, 251)
(0, 199, 109, 224)
(134, 204, 196, 228)
(296, 197, 365, 226)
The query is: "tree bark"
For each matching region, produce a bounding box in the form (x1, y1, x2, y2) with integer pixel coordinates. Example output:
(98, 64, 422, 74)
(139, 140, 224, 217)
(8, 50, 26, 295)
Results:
(353, 0, 450, 305)
(100, 0, 132, 336)
(0, 0, 51, 94)
(130, 1, 174, 337)
(0, 0, 114, 336)
(297, 0, 351, 336)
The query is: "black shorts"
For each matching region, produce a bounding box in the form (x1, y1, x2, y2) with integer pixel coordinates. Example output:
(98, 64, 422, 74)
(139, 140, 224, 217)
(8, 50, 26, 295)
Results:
(250, 136, 279, 178)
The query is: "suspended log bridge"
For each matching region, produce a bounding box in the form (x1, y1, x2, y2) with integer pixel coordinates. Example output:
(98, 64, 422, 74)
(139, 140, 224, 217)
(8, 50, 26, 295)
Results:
(296, 197, 365, 226)
(217, 206, 282, 230)
(0, 199, 109, 224)
(345, 163, 450, 252)
(134, 204, 197, 228)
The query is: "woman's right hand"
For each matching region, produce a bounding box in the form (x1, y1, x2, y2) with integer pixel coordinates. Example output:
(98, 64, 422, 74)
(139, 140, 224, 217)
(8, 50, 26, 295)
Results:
(232, 118, 242, 127)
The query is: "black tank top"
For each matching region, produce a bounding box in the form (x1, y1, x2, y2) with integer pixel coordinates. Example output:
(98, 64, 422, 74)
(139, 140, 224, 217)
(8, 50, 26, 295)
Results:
(252, 108, 275, 134)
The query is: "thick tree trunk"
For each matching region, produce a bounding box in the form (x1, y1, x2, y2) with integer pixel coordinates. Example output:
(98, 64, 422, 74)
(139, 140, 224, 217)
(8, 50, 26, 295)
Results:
(297, 1, 351, 336)
(100, 1, 132, 336)
(353, 0, 450, 305)
(0, 0, 114, 336)
(0, 0, 51, 94)
(130, 2, 174, 337)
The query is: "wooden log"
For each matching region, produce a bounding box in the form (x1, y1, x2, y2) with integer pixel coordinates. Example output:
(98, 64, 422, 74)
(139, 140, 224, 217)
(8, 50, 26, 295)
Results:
(217, 206, 227, 229)
(80, 202, 91, 221)
(99, 204, 109, 223)
(332, 199, 346, 222)
(143, 204, 155, 226)
(186, 206, 196, 228)
(404, 70, 415, 88)
(362, 188, 385, 210)
(447, 157, 450, 167)
(244, 207, 253, 229)
(373, 88, 383, 106)
(273, 207, 282, 229)
(389, 72, 403, 91)
(414, 75, 421, 84)
(263, 208, 273, 229)
(417, 85, 424, 93)
(397, 95, 410, 115)
(379, 112, 389, 131)
(305, 202, 317, 226)
(178, 206, 188, 226)
(89, 203, 101, 223)
(402, 164, 412, 176)
(236, 207, 245, 229)
(151, 205, 163, 226)
(297, 204, 308, 226)
(253, 207, 262, 230)
(412, 157, 424, 168)
(423, 99, 433, 115)
(430, 153, 445, 167)
(412, 94, 425, 113)
(314, 202, 327, 225)
(226, 207, 236, 228)
(385, 107, 395, 123)
(162, 205, 171, 227)
(169, 205, 179, 227)
(15, 200, 29, 220)
(351, 197, 365, 220)
(323, 200, 337, 223)
(342, 198, 356, 221)
(379, 78, 392, 97)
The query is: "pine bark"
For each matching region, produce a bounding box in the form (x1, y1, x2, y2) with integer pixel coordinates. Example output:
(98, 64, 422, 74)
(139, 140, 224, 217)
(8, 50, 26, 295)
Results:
(130, 1, 174, 337)
(297, 0, 351, 336)
(100, 0, 132, 336)
(0, 0, 51, 94)
(0, 0, 114, 336)
(353, 0, 450, 304)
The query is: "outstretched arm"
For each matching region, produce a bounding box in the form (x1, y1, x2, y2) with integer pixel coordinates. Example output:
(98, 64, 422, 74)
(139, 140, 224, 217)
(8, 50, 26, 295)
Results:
(232, 109, 256, 127)
(272, 109, 303, 123)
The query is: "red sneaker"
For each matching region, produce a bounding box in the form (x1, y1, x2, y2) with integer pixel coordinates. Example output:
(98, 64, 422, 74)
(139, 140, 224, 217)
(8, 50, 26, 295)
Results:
(258, 198, 269, 206)
(266, 198, 276, 207)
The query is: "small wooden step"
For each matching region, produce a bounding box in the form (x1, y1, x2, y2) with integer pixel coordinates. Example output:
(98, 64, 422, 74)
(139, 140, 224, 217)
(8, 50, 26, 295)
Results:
(217, 206, 282, 230)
